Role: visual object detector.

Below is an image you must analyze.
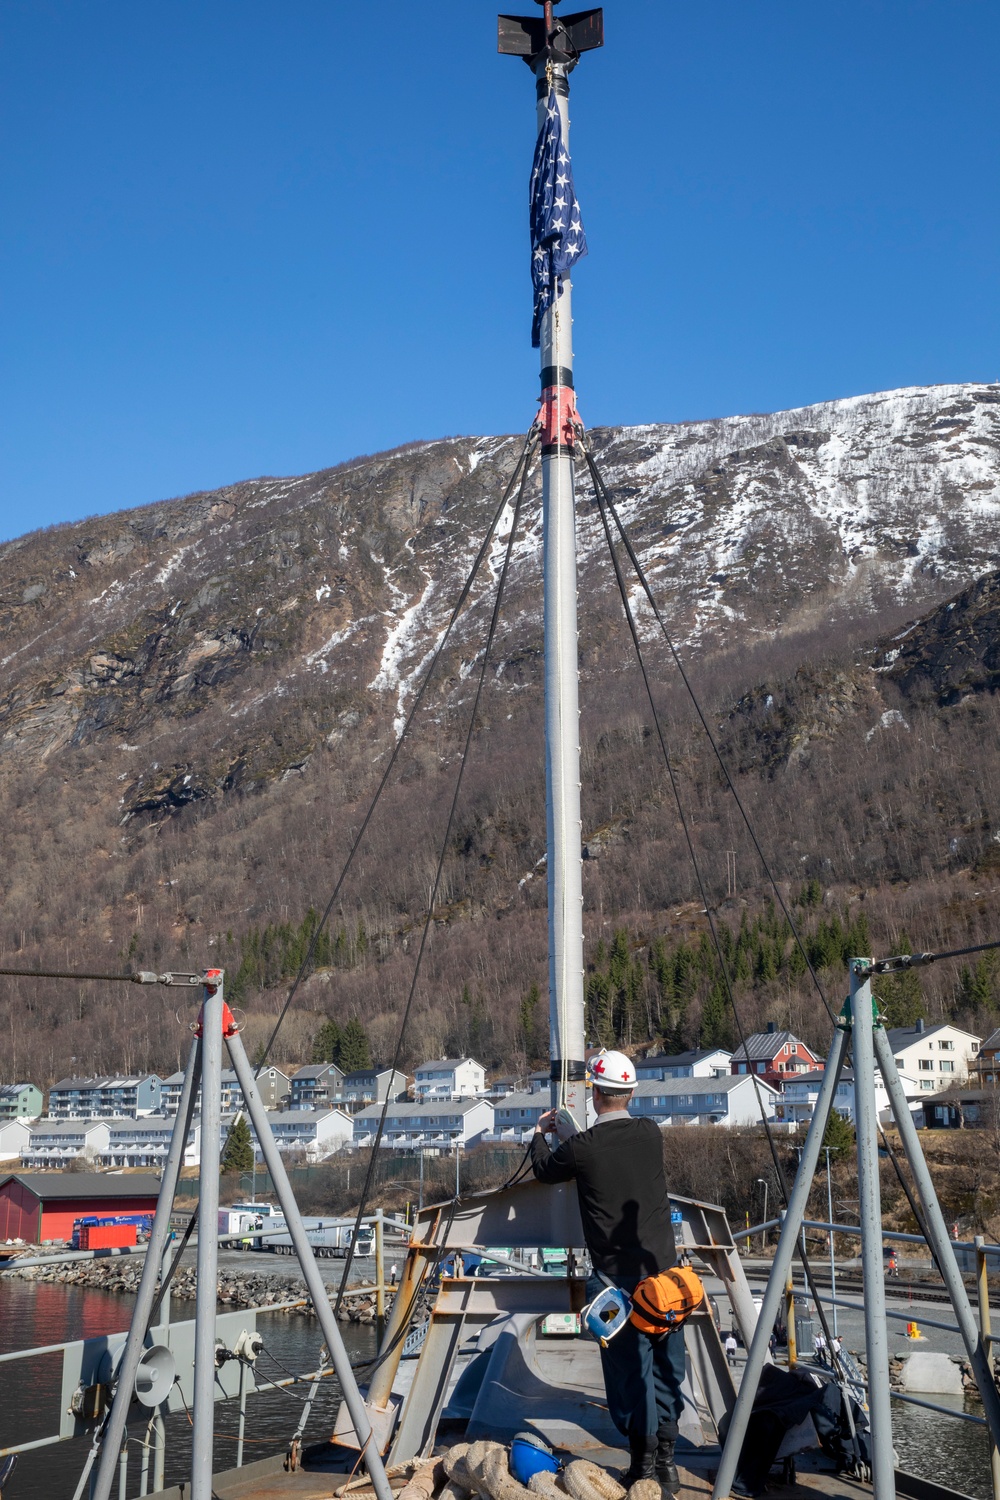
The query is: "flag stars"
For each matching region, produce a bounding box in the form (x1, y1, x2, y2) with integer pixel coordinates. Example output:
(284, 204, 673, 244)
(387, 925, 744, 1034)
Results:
(529, 87, 587, 348)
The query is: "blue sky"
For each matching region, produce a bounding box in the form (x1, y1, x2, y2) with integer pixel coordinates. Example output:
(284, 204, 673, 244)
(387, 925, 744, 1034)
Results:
(1, 1, 998, 541)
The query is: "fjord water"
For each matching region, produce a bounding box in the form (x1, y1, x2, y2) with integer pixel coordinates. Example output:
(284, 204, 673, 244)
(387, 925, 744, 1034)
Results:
(0, 1277, 376, 1498)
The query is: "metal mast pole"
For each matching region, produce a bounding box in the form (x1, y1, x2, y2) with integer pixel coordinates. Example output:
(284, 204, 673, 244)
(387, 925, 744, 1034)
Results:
(538, 2, 584, 1124)
(191, 969, 225, 1500)
(499, 0, 602, 1131)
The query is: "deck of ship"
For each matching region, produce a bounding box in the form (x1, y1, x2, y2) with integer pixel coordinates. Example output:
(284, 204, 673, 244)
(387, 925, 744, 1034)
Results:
(150, 1446, 893, 1500)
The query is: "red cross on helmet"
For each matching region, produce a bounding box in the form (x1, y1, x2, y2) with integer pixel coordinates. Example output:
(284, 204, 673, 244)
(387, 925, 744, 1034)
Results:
(586, 1049, 636, 1091)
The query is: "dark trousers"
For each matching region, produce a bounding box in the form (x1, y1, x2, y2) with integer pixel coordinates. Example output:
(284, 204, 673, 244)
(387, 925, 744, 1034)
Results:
(587, 1274, 686, 1443)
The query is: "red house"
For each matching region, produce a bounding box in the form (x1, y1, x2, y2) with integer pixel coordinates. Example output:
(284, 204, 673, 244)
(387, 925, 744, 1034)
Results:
(0, 1173, 160, 1244)
(730, 1023, 823, 1089)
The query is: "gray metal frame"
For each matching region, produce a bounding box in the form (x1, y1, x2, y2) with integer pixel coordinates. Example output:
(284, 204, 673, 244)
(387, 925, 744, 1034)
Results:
(711, 1021, 850, 1500)
(77, 969, 393, 1500)
(714, 964, 1000, 1500)
(90, 1039, 201, 1500)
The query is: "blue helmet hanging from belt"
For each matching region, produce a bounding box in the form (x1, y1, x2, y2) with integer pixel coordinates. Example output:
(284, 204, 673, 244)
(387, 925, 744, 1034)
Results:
(582, 1282, 632, 1346)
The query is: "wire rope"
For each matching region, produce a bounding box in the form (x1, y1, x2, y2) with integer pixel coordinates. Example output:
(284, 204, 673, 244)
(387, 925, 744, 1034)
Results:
(577, 434, 943, 1282)
(332, 441, 535, 1316)
(582, 435, 865, 1372)
(254, 425, 539, 1076)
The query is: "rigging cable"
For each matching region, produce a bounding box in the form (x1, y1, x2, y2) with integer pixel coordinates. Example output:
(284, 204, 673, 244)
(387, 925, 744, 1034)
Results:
(578, 431, 941, 1276)
(255, 425, 540, 1076)
(147, 429, 540, 1326)
(582, 433, 873, 1371)
(332, 440, 534, 1317)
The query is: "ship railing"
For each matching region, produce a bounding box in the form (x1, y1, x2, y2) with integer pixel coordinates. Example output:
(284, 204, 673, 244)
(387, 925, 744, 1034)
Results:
(0, 1295, 344, 1481)
(736, 1214, 1000, 1456)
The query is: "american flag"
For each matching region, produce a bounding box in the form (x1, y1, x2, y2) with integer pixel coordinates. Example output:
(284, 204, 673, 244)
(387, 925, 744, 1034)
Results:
(530, 88, 587, 348)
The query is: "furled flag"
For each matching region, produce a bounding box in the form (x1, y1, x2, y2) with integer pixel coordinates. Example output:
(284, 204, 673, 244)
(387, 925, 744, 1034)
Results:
(530, 88, 588, 348)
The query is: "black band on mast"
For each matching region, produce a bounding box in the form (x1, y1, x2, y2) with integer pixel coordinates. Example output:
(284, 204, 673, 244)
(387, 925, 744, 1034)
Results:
(551, 1059, 587, 1082)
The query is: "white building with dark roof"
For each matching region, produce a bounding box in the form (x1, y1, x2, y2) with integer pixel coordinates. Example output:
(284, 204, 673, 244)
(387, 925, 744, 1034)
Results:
(413, 1059, 486, 1102)
(779, 1070, 920, 1126)
(636, 1049, 732, 1081)
(631, 1076, 778, 1127)
(352, 1098, 494, 1151)
(885, 1020, 981, 1096)
(259, 1109, 353, 1162)
(22, 1118, 113, 1168)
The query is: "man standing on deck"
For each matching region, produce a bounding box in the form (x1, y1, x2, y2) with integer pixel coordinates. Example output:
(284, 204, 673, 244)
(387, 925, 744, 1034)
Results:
(531, 1050, 684, 1497)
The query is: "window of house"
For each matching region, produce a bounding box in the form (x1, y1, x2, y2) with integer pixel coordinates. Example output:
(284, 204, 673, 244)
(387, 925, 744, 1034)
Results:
(920, 1080, 934, 1090)
(919, 1060, 934, 1071)
(790, 1043, 797, 1054)
(757, 1062, 766, 1074)
(939, 1040, 954, 1051)
(940, 1061, 955, 1072)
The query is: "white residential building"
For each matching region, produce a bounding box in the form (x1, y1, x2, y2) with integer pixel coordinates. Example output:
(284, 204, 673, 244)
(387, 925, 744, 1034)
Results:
(258, 1109, 353, 1163)
(352, 1098, 494, 1151)
(630, 1076, 778, 1127)
(886, 1021, 981, 1096)
(22, 1119, 112, 1168)
(636, 1049, 732, 1081)
(779, 1070, 920, 1126)
(101, 1115, 200, 1169)
(413, 1059, 487, 1102)
(0, 1119, 32, 1162)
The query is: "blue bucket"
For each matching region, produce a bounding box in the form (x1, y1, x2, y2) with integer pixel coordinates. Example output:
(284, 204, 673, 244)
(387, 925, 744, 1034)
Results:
(510, 1436, 560, 1485)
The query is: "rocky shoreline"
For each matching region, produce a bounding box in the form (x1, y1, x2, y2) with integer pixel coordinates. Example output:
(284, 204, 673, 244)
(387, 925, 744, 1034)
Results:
(7, 1257, 392, 1322)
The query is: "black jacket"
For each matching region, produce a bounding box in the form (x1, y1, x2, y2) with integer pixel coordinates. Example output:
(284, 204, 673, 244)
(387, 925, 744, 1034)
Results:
(530, 1113, 676, 1283)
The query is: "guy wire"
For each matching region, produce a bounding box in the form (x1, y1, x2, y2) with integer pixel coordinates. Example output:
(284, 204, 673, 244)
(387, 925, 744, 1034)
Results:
(584, 437, 865, 1365)
(332, 439, 534, 1315)
(577, 436, 941, 1274)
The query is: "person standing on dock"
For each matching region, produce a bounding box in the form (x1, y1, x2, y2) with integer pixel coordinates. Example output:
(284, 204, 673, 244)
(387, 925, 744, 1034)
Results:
(531, 1050, 683, 1498)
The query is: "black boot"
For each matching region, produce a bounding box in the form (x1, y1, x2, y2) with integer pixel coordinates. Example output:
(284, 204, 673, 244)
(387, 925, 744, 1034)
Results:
(655, 1426, 679, 1495)
(622, 1434, 657, 1487)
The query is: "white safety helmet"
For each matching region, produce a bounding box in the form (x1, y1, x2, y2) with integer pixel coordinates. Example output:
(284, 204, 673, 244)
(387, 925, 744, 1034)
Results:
(587, 1049, 636, 1092)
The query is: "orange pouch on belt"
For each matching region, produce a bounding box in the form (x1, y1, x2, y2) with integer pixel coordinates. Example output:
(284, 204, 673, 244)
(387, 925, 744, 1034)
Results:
(629, 1265, 705, 1335)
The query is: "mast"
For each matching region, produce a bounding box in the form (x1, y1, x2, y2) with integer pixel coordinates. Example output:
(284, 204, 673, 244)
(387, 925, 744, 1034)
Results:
(499, 3, 603, 1122)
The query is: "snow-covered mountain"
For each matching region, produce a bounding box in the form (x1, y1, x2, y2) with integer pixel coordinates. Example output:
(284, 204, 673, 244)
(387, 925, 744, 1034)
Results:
(3, 381, 1000, 1081)
(589, 382, 1000, 646)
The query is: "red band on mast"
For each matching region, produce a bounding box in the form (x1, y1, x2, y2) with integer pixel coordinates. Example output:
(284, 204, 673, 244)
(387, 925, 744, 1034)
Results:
(539, 383, 580, 452)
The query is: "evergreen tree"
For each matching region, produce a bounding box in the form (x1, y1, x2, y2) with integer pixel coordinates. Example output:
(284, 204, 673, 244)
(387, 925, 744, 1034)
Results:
(221, 1114, 254, 1174)
(700, 981, 732, 1049)
(822, 1108, 855, 1158)
(312, 1018, 342, 1064)
(338, 1017, 373, 1073)
(960, 956, 997, 1013)
(518, 983, 545, 1062)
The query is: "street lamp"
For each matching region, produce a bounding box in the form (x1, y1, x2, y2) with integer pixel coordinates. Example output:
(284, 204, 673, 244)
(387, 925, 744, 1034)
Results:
(756, 1178, 769, 1248)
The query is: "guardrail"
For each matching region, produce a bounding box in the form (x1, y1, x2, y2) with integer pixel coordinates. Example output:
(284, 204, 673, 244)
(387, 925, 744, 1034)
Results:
(738, 1214, 1000, 1499)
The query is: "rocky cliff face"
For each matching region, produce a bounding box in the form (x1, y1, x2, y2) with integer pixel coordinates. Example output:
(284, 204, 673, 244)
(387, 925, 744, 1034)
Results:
(3, 382, 1000, 1082)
